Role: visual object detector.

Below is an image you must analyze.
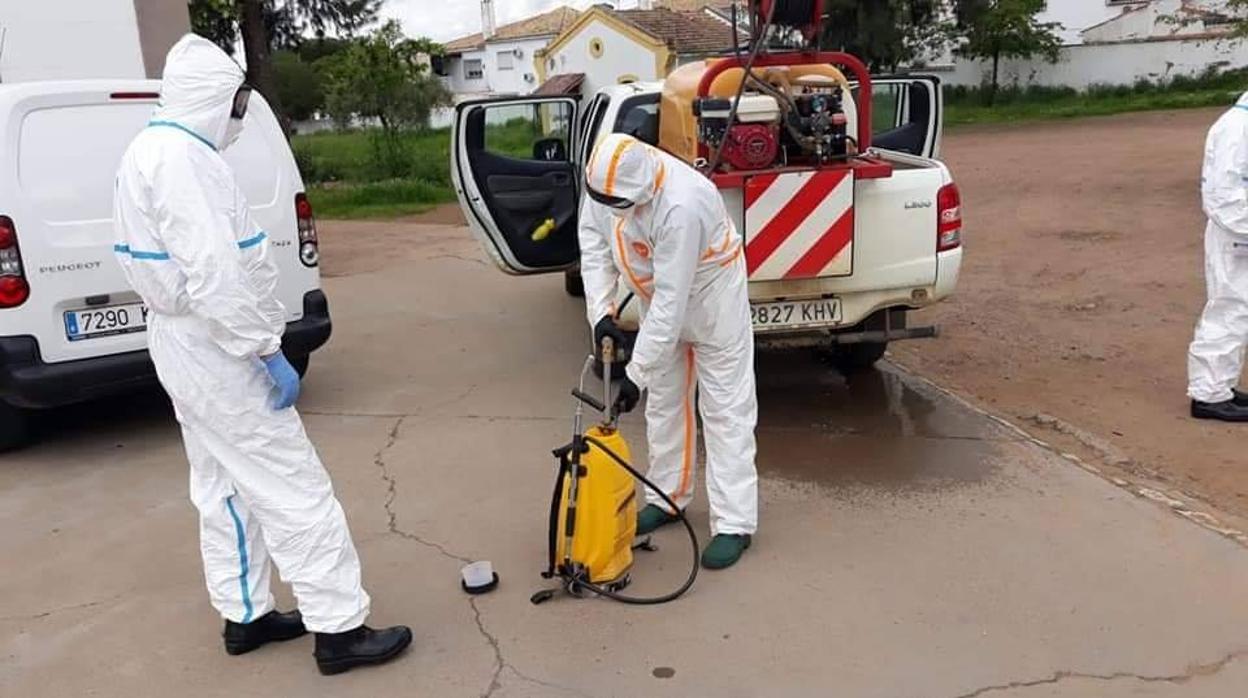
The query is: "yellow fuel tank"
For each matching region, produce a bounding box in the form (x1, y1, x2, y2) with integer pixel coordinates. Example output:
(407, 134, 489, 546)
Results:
(556, 426, 638, 585)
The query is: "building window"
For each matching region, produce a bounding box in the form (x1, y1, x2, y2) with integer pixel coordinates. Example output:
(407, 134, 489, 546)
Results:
(589, 38, 604, 59)
(464, 59, 484, 80)
(497, 50, 514, 71)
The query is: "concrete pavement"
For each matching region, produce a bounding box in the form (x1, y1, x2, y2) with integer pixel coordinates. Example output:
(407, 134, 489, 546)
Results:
(2, 224, 1247, 697)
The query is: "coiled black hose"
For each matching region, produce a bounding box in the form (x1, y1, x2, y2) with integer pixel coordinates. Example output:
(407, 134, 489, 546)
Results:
(567, 435, 700, 605)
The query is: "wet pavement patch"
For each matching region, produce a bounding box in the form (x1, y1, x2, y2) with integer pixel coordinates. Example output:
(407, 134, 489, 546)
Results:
(753, 353, 1004, 490)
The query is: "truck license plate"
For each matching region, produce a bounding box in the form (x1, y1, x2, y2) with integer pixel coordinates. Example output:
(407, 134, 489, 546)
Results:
(750, 299, 842, 331)
(64, 303, 148, 342)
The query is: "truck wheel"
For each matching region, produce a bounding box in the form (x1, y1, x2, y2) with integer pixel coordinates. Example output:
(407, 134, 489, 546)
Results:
(828, 342, 888, 374)
(290, 355, 310, 378)
(0, 401, 31, 453)
(565, 269, 585, 298)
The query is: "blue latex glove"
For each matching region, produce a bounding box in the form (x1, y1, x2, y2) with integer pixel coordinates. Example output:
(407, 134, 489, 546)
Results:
(262, 351, 301, 409)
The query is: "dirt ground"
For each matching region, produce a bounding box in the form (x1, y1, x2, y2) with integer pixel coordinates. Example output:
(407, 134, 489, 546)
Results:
(892, 107, 1248, 521)
(12, 217, 1248, 695)
(325, 108, 1247, 526)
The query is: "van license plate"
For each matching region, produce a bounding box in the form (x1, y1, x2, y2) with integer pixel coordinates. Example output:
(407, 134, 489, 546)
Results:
(750, 299, 842, 331)
(64, 303, 148, 342)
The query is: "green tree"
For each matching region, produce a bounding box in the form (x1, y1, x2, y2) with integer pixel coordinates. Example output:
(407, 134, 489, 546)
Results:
(1226, 0, 1248, 36)
(950, 0, 1062, 104)
(819, 0, 943, 73)
(272, 51, 324, 122)
(187, 0, 380, 125)
(319, 21, 451, 177)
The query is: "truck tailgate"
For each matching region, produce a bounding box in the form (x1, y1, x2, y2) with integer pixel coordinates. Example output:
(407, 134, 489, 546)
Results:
(725, 157, 944, 299)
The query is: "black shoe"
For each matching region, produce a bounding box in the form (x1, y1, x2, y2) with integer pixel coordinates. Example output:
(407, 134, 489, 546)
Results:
(1234, 389, 1248, 407)
(314, 625, 413, 676)
(223, 610, 307, 656)
(1191, 399, 1248, 422)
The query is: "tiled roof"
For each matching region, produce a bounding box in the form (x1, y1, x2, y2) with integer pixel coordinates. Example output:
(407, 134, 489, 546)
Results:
(655, 0, 735, 11)
(443, 6, 581, 53)
(534, 73, 586, 96)
(615, 7, 743, 55)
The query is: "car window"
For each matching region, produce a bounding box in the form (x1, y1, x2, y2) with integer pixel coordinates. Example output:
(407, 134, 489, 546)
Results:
(613, 94, 660, 145)
(481, 101, 574, 161)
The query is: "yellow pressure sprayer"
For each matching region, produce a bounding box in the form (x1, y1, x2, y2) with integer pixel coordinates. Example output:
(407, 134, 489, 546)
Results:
(530, 336, 701, 606)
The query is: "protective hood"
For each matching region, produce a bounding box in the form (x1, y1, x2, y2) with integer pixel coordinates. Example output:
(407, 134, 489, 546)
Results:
(585, 134, 661, 212)
(153, 34, 245, 151)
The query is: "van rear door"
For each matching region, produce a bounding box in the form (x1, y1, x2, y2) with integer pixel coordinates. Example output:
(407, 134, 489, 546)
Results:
(2, 86, 158, 363)
(0, 83, 312, 365)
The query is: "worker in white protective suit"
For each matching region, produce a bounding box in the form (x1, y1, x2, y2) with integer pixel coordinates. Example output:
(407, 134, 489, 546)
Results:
(579, 133, 759, 570)
(112, 35, 411, 674)
(1188, 91, 1248, 422)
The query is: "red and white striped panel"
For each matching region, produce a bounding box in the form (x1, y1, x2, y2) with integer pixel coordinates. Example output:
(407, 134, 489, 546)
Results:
(743, 170, 855, 281)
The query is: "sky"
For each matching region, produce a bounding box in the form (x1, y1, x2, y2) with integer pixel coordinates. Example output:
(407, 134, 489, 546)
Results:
(380, 0, 632, 43)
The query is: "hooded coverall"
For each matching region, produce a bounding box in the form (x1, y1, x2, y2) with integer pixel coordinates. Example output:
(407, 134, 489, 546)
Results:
(112, 35, 370, 633)
(579, 134, 759, 536)
(1189, 92, 1248, 404)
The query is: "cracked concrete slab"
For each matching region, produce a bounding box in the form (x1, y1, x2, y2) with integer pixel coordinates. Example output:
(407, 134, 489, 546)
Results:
(4, 235, 1248, 696)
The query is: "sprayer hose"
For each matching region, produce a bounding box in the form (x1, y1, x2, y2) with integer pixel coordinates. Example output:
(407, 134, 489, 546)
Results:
(573, 435, 700, 605)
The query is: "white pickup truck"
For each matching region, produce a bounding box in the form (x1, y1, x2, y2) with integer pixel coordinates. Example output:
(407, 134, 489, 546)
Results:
(451, 71, 961, 371)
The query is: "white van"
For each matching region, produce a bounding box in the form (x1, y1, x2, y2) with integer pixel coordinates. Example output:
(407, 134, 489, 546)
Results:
(0, 80, 329, 450)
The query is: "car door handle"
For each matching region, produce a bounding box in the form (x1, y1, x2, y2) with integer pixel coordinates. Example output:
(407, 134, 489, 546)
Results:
(552, 173, 571, 187)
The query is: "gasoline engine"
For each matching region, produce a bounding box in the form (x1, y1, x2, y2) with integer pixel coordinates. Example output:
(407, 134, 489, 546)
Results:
(689, 0, 858, 172)
(694, 75, 850, 171)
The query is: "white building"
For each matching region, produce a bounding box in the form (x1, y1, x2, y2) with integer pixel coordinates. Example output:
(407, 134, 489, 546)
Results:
(1037, 0, 1150, 45)
(536, 4, 743, 97)
(0, 0, 188, 82)
(1082, 0, 1236, 43)
(437, 4, 580, 99)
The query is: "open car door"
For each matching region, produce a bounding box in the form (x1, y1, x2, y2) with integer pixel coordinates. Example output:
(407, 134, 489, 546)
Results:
(861, 75, 943, 159)
(452, 96, 581, 275)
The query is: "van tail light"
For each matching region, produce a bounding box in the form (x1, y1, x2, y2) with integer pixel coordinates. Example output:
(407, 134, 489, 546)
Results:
(295, 193, 319, 268)
(937, 182, 962, 252)
(0, 216, 29, 308)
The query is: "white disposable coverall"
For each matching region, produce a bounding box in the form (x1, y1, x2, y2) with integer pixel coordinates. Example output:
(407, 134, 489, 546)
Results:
(1189, 92, 1248, 403)
(112, 35, 369, 633)
(579, 133, 759, 535)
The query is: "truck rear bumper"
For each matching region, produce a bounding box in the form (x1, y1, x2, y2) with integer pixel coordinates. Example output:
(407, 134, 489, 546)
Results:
(0, 290, 332, 409)
(754, 307, 936, 350)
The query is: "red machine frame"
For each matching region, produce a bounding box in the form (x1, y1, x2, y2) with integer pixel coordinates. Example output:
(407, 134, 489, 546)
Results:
(695, 51, 894, 188)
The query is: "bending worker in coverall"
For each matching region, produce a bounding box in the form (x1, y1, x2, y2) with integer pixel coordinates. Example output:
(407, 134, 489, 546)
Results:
(112, 35, 410, 674)
(580, 133, 760, 569)
(1189, 91, 1248, 422)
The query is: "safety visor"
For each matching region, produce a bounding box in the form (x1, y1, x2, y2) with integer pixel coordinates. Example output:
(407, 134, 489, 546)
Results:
(585, 185, 635, 210)
(230, 84, 253, 120)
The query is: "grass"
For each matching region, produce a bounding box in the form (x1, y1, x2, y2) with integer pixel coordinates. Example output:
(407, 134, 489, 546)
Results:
(945, 68, 1248, 126)
(306, 179, 451, 219)
(292, 119, 553, 218)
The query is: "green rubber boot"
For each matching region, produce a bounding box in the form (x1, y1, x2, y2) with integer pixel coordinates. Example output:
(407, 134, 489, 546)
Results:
(701, 534, 752, 570)
(636, 504, 680, 536)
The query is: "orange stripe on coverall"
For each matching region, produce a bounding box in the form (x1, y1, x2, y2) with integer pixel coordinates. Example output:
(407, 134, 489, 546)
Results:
(613, 217, 653, 300)
(674, 347, 696, 503)
(604, 139, 634, 196)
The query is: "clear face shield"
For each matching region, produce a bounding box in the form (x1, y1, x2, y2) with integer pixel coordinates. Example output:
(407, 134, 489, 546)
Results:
(586, 185, 636, 219)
